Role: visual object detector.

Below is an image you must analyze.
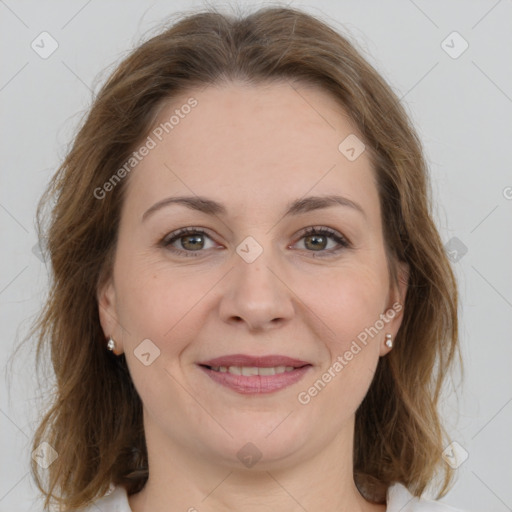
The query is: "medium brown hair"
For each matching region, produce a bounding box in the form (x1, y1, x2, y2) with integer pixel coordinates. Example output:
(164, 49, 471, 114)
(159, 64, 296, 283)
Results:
(30, 5, 460, 510)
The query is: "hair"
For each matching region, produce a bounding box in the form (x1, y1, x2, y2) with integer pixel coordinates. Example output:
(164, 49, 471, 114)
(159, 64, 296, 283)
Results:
(29, 4, 460, 510)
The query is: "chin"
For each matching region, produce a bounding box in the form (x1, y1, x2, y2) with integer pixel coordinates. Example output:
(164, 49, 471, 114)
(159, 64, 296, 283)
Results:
(192, 413, 320, 469)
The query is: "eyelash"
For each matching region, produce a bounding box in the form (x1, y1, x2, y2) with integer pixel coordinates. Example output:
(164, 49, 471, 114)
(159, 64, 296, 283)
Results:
(160, 226, 351, 258)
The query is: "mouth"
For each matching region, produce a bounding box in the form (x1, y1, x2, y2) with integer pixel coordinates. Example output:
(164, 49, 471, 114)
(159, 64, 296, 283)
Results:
(204, 365, 300, 375)
(197, 354, 312, 394)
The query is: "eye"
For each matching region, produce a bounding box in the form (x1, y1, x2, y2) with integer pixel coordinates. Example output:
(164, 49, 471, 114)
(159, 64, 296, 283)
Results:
(161, 227, 217, 257)
(160, 226, 350, 258)
(292, 226, 350, 257)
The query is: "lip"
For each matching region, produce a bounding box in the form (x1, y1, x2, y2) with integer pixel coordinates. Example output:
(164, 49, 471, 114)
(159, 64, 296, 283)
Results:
(199, 365, 311, 394)
(198, 354, 311, 368)
(197, 354, 312, 395)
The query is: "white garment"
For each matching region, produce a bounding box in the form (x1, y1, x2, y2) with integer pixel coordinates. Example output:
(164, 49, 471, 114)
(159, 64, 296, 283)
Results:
(79, 483, 466, 511)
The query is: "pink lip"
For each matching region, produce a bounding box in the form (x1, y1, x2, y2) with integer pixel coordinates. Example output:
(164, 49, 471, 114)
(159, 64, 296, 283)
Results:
(199, 365, 311, 394)
(198, 354, 311, 368)
(197, 354, 312, 395)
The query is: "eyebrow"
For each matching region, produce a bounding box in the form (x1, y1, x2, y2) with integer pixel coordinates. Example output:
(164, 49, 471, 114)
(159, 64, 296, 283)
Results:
(142, 194, 366, 221)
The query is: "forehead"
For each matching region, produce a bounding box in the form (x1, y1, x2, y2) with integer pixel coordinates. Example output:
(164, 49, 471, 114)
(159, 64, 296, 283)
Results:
(123, 80, 379, 220)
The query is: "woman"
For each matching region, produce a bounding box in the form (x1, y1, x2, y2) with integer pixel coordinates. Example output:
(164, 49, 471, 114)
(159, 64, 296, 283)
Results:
(31, 5, 463, 512)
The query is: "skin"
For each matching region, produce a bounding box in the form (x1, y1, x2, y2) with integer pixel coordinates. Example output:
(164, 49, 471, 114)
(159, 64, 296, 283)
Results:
(98, 80, 408, 512)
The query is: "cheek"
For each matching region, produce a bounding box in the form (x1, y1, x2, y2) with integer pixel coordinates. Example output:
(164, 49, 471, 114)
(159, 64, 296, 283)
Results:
(321, 265, 389, 388)
(294, 260, 389, 345)
(296, 269, 385, 415)
(114, 249, 221, 350)
(117, 273, 195, 337)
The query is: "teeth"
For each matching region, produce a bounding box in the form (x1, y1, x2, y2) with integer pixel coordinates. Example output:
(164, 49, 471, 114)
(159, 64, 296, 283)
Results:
(209, 365, 296, 375)
(241, 366, 259, 376)
(258, 367, 278, 376)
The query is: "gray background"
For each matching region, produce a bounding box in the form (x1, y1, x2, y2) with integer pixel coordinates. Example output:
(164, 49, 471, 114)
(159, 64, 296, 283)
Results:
(1, 0, 511, 510)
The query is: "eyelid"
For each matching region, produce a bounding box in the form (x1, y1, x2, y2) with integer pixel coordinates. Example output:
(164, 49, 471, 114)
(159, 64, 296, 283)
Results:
(295, 226, 350, 247)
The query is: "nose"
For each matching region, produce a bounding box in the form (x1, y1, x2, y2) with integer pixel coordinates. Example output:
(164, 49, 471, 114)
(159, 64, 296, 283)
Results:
(218, 250, 295, 332)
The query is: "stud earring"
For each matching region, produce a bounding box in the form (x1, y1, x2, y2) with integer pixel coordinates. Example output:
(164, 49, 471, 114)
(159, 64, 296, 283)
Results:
(385, 333, 393, 348)
(107, 337, 116, 352)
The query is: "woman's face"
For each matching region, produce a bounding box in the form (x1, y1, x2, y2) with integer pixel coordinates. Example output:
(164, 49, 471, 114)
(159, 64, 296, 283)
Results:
(98, 81, 408, 470)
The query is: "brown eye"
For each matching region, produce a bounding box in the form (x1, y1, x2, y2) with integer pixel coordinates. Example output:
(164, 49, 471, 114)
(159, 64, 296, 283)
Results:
(303, 233, 328, 251)
(162, 228, 217, 257)
(294, 227, 350, 257)
(178, 233, 205, 251)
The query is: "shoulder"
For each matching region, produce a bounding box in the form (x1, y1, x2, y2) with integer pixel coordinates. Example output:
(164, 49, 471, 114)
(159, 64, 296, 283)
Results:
(387, 483, 467, 512)
(77, 484, 132, 512)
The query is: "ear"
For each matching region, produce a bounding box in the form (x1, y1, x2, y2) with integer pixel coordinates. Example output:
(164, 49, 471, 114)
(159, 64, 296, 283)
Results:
(97, 275, 124, 355)
(394, 260, 409, 309)
(380, 260, 409, 356)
